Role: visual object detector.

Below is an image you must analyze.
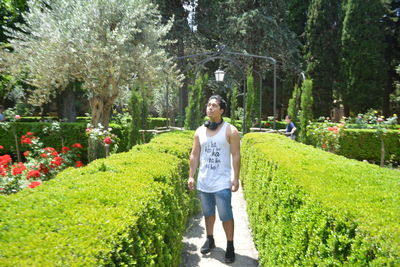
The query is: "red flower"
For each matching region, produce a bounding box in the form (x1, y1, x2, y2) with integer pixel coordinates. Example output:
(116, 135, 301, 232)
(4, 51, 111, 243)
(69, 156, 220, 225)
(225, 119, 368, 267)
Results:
(39, 164, 49, 174)
(28, 181, 42, 188)
(0, 155, 12, 166)
(40, 153, 48, 158)
(26, 132, 34, 136)
(51, 151, 59, 156)
(18, 162, 26, 171)
(321, 143, 327, 149)
(0, 166, 7, 176)
(26, 170, 41, 179)
(0, 145, 3, 149)
(104, 137, 112, 144)
(61, 146, 70, 153)
(21, 137, 33, 144)
(12, 167, 23, 176)
(72, 143, 83, 149)
(75, 161, 84, 168)
(43, 147, 56, 152)
(23, 151, 30, 157)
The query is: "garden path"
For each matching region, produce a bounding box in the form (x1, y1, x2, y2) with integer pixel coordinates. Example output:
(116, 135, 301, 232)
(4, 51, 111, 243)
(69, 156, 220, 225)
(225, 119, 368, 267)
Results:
(180, 183, 259, 267)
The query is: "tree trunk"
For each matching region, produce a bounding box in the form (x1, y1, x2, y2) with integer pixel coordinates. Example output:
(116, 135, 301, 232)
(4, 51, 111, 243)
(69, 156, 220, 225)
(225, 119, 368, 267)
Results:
(380, 137, 385, 167)
(88, 96, 114, 161)
(58, 84, 77, 122)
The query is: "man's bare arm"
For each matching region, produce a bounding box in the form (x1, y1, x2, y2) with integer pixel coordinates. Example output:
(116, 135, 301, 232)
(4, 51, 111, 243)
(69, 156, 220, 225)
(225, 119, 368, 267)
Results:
(230, 126, 240, 192)
(188, 130, 201, 190)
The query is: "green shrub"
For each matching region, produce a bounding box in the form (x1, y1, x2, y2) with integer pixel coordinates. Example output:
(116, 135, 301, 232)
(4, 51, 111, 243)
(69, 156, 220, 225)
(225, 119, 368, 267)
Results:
(307, 126, 400, 164)
(0, 131, 195, 266)
(242, 133, 400, 266)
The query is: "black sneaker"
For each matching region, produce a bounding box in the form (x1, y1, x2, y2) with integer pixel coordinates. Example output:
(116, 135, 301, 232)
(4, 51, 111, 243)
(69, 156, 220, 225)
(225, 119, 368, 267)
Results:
(200, 238, 215, 254)
(225, 248, 235, 263)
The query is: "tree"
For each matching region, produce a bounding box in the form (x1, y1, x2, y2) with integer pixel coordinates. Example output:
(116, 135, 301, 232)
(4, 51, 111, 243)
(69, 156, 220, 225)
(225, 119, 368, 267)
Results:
(2, 0, 178, 127)
(184, 73, 208, 130)
(304, 0, 341, 117)
(287, 83, 301, 123)
(286, 0, 311, 44)
(341, 0, 387, 114)
(244, 70, 255, 133)
(229, 85, 238, 127)
(298, 79, 313, 143)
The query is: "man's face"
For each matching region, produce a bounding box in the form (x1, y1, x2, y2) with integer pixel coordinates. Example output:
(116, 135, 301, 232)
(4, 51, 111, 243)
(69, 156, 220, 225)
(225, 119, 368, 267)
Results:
(206, 99, 224, 119)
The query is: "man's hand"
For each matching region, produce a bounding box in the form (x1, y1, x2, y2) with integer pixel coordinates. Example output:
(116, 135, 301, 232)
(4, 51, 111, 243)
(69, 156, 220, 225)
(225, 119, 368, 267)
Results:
(231, 179, 239, 192)
(187, 177, 195, 191)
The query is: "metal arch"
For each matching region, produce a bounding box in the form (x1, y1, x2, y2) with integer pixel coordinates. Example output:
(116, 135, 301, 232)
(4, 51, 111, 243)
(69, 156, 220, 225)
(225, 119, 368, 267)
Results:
(170, 45, 278, 131)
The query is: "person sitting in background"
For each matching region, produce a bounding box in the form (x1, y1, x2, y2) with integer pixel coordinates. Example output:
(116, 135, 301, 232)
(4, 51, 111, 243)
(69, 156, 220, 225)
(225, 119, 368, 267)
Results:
(285, 115, 296, 140)
(0, 105, 5, 122)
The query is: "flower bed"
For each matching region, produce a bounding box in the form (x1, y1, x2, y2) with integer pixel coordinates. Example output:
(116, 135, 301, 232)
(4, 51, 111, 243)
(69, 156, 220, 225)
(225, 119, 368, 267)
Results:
(0, 132, 84, 194)
(242, 133, 400, 266)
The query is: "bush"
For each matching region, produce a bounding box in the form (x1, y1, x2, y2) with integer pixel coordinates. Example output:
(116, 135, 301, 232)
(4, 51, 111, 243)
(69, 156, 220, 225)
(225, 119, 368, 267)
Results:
(242, 133, 400, 266)
(0, 131, 195, 266)
(307, 126, 400, 164)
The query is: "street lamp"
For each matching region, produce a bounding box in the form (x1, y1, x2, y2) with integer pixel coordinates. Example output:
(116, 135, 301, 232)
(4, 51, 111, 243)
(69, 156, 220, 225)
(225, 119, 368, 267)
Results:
(215, 68, 225, 82)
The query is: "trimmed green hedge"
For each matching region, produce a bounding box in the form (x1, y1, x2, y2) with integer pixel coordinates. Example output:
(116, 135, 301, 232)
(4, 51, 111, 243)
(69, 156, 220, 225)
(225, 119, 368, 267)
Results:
(308, 128, 400, 164)
(242, 133, 400, 266)
(0, 131, 195, 266)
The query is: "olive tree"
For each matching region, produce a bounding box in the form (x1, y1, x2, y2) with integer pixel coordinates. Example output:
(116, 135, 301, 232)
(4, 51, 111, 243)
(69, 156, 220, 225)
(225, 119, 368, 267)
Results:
(2, 0, 180, 127)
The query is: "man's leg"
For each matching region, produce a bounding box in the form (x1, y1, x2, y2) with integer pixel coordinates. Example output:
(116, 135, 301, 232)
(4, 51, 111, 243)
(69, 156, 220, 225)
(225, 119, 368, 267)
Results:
(222, 219, 234, 241)
(215, 189, 235, 263)
(199, 191, 216, 254)
(205, 215, 216, 236)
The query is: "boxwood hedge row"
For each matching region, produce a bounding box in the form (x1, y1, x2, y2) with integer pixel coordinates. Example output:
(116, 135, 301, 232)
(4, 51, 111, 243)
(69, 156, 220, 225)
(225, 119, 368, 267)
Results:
(307, 127, 400, 164)
(242, 133, 400, 266)
(0, 131, 195, 266)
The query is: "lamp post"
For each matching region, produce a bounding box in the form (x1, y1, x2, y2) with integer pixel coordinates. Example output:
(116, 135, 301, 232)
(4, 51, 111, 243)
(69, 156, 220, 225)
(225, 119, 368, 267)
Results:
(215, 68, 225, 82)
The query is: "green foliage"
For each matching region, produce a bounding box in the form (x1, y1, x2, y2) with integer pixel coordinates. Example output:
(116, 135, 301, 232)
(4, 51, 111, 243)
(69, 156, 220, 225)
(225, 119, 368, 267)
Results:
(287, 83, 301, 123)
(128, 90, 145, 148)
(242, 133, 400, 266)
(286, 0, 311, 42)
(229, 85, 238, 127)
(307, 126, 400, 164)
(244, 70, 255, 133)
(304, 0, 341, 117)
(184, 73, 208, 130)
(341, 0, 387, 113)
(298, 79, 314, 143)
(0, 131, 196, 266)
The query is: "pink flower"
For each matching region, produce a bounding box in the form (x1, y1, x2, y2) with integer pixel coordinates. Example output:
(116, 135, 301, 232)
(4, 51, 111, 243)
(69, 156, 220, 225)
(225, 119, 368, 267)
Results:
(15, 115, 21, 119)
(0, 145, 3, 149)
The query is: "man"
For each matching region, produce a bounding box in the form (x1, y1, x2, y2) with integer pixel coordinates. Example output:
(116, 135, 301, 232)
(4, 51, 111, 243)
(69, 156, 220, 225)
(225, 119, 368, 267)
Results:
(0, 105, 5, 122)
(285, 115, 297, 140)
(187, 95, 241, 264)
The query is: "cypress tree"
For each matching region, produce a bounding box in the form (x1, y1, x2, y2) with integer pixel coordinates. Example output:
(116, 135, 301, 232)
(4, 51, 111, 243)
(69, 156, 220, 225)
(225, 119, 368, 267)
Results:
(245, 70, 255, 133)
(341, 0, 387, 114)
(128, 90, 143, 148)
(287, 84, 301, 123)
(184, 74, 208, 130)
(304, 0, 341, 117)
(299, 79, 314, 143)
(229, 85, 238, 127)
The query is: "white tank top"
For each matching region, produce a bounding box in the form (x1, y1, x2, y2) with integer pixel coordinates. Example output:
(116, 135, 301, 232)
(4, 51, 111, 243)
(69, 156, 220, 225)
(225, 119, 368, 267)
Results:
(197, 122, 232, 192)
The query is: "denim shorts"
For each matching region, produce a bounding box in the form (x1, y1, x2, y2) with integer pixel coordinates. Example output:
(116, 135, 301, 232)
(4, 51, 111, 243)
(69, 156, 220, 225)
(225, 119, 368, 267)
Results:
(198, 189, 233, 222)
